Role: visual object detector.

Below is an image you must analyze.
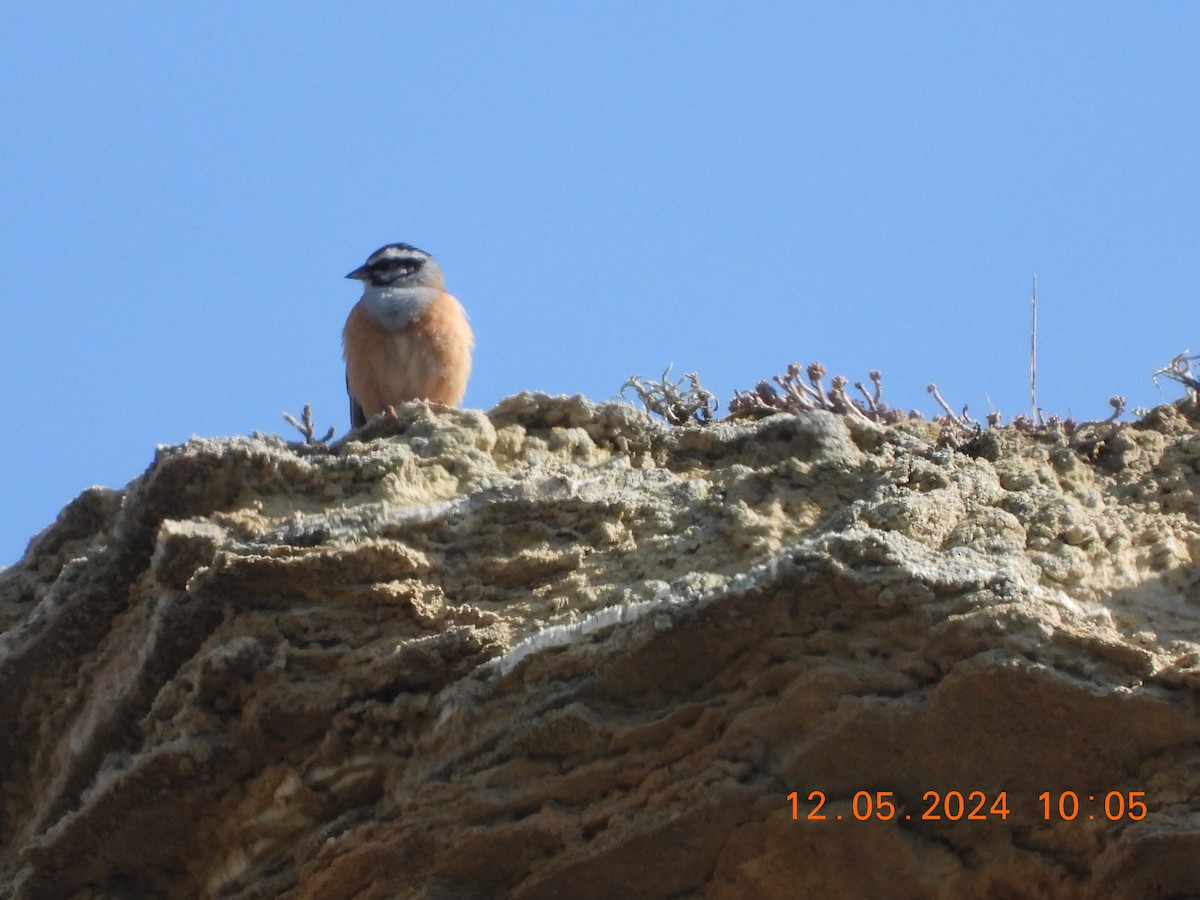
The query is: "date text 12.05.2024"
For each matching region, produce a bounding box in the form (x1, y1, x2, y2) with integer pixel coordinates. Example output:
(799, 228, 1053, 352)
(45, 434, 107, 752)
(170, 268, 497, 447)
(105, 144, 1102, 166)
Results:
(788, 790, 1148, 822)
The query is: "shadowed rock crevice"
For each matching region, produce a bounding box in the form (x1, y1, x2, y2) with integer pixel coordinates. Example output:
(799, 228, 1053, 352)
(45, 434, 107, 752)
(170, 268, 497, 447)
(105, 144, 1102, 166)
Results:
(2, 393, 1200, 899)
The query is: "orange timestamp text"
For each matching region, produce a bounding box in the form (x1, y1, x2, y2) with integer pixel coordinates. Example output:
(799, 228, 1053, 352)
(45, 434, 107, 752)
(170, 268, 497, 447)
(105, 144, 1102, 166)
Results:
(1038, 791, 1147, 821)
(788, 790, 1149, 823)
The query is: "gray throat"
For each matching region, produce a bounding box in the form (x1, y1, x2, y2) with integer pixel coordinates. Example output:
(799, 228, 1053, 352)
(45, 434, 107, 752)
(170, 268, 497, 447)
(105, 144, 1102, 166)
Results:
(358, 285, 439, 331)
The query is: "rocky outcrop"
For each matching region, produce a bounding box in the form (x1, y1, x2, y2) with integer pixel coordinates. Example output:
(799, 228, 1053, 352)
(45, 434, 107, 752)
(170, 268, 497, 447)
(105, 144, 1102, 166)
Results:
(2, 393, 1200, 899)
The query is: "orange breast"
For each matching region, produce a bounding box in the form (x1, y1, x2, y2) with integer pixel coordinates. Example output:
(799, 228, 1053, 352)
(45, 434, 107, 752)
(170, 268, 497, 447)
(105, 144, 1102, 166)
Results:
(342, 291, 473, 417)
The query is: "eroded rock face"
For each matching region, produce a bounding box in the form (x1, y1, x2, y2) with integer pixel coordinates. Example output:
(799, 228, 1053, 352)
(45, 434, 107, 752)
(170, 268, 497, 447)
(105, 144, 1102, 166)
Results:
(2, 394, 1200, 899)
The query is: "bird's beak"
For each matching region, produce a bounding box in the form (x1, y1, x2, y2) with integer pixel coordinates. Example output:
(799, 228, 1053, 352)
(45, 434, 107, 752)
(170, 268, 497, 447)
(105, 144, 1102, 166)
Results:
(345, 264, 370, 281)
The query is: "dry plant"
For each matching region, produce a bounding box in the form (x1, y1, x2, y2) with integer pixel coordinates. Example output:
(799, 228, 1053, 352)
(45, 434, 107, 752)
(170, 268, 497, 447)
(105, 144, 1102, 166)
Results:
(624, 362, 715, 427)
(282, 404, 335, 445)
(624, 354, 1146, 461)
(1153, 351, 1200, 400)
(1066, 396, 1127, 450)
(726, 363, 910, 426)
(621, 364, 716, 425)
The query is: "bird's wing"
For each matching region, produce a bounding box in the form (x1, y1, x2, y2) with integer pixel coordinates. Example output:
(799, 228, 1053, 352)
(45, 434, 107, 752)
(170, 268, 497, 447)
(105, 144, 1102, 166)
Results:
(346, 371, 367, 429)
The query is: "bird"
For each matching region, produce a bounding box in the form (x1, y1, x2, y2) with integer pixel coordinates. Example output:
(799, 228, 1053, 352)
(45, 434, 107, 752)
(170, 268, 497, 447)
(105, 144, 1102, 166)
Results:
(342, 243, 474, 429)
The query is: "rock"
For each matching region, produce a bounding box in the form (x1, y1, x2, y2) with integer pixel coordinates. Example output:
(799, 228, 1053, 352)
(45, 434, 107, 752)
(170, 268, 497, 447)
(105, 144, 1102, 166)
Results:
(2, 394, 1200, 899)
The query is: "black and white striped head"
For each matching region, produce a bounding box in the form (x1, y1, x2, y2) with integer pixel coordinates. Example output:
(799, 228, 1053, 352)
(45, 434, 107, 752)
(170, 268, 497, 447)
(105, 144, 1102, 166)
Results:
(346, 243, 443, 289)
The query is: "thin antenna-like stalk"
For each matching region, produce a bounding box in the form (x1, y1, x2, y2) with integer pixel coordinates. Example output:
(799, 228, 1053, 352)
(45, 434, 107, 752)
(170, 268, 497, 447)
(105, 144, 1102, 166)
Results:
(1030, 274, 1039, 425)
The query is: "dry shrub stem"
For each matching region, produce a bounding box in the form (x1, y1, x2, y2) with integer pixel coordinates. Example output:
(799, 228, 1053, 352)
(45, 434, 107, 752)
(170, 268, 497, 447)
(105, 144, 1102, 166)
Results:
(625, 350, 1197, 453)
(283, 404, 336, 445)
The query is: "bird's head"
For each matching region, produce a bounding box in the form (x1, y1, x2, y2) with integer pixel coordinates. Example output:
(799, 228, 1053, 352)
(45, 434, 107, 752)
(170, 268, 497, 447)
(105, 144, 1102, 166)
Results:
(346, 243, 444, 289)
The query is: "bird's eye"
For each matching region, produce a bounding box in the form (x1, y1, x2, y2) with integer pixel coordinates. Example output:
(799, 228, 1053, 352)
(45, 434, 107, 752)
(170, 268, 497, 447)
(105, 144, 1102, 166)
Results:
(367, 256, 422, 284)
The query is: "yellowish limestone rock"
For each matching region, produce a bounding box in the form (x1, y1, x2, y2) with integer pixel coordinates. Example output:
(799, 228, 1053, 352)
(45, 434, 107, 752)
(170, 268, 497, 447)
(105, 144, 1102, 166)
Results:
(2, 394, 1200, 898)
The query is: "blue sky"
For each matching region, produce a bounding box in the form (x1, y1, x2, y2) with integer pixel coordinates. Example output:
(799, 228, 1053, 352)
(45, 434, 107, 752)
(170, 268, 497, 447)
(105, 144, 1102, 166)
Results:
(2, 3, 1198, 565)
